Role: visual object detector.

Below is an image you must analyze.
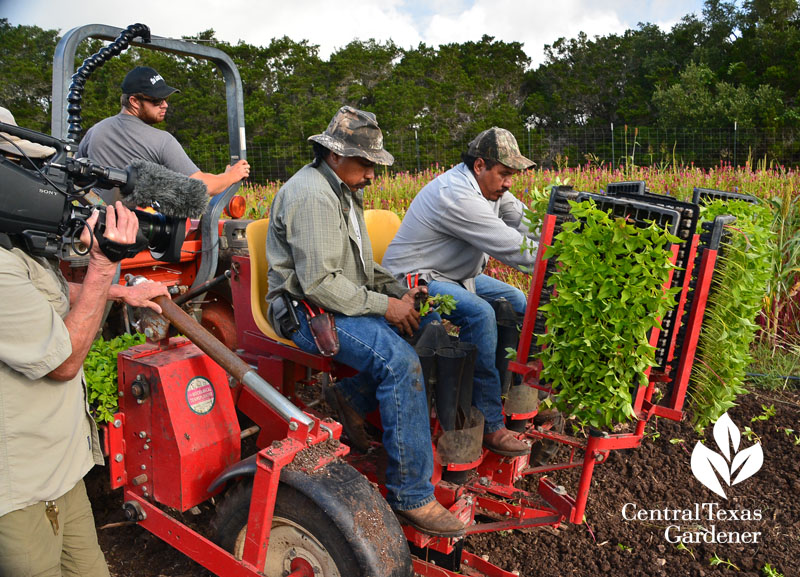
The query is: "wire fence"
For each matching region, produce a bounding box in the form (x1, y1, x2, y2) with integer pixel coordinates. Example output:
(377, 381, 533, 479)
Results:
(186, 126, 800, 184)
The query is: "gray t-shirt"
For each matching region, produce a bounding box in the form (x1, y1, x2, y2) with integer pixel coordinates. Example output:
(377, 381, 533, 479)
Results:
(77, 113, 199, 202)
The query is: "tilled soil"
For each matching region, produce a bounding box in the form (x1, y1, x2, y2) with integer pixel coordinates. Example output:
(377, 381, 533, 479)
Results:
(88, 388, 799, 577)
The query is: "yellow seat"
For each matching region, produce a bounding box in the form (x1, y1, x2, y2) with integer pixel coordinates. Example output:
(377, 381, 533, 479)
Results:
(364, 209, 401, 265)
(245, 219, 297, 347)
(244, 209, 401, 347)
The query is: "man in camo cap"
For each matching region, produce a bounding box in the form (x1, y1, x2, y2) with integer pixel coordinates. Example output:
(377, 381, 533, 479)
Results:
(265, 106, 466, 538)
(383, 127, 539, 457)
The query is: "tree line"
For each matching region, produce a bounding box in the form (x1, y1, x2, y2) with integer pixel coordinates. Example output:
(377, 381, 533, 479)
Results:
(3, 0, 800, 175)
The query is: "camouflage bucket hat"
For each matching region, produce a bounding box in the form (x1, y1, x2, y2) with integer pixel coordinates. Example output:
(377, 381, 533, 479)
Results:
(308, 106, 394, 165)
(467, 127, 535, 170)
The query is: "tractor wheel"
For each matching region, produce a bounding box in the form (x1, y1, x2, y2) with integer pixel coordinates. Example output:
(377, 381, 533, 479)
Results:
(211, 462, 412, 577)
(200, 296, 237, 350)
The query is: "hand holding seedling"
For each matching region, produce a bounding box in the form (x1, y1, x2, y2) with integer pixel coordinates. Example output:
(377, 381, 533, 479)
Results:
(418, 294, 458, 317)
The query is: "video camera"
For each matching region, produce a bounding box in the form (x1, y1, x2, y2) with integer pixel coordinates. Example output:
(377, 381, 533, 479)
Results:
(0, 121, 188, 262)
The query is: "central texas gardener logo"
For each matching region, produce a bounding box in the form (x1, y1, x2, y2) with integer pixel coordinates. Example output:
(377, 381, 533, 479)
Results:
(691, 413, 764, 499)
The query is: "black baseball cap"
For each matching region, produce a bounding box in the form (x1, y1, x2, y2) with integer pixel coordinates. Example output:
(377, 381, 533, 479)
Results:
(121, 66, 180, 99)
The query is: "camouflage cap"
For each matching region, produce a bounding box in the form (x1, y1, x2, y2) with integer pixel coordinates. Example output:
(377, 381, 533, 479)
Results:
(308, 106, 394, 165)
(467, 127, 535, 170)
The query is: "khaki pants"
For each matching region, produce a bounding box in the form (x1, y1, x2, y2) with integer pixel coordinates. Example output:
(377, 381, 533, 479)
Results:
(0, 479, 109, 577)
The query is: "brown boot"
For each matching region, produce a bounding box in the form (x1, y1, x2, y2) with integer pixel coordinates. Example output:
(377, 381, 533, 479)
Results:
(483, 427, 529, 457)
(394, 500, 466, 538)
(324, 386, 371, 453)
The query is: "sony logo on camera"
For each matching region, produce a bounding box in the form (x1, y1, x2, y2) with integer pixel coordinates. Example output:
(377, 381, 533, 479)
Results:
(38, 188, 58, 196)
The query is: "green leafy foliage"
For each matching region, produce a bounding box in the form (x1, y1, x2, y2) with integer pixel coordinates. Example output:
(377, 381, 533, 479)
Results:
(83, 333, 145, 423)
(762, 563, 785, 577)
(419, 294, 457, 317)
(689, 199, 774, 429)
(537, 199, 680, 428)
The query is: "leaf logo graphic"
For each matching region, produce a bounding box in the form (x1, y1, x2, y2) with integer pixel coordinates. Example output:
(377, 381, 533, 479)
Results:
(690, 413, 764, 499)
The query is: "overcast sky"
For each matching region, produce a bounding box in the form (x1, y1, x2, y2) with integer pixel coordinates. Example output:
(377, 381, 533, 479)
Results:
(3, 0, 705, 67)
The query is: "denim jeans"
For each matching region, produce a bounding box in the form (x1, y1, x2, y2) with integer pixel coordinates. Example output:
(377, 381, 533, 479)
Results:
(427, 274, 527, 433)
(291, 309, 435, 511)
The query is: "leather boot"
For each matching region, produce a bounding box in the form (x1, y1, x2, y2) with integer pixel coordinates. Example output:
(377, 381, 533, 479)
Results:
(324, 386, 371, 453)
(483, 427, 529, 457)
(394, 500, 466, 538)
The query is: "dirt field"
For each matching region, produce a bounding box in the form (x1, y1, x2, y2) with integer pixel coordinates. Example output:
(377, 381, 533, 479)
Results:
(87, 388, 799, 577)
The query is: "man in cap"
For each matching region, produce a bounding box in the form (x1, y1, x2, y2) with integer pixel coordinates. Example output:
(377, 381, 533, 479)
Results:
(0, 106, 57, 161)
(77, 66, 250, 202)
(382, 127, 538, 457)
(265, 106, 465, 538)
(1, 108, 170, 576)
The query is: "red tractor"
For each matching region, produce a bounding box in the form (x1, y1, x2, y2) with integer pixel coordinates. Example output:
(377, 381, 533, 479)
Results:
(104, 183, 733, 575)
(47, 22, 739, 577)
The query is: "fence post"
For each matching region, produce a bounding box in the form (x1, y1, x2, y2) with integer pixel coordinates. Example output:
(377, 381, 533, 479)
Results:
(611, 123, 615, 168)
(414, 129, 421, 172)
(734, 121, 738, 168)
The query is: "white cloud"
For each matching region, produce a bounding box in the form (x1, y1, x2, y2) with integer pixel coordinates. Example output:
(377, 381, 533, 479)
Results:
(3, 0, 704, 67)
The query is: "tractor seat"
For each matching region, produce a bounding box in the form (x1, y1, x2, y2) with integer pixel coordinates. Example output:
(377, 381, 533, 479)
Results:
(364, 209, 401, 265)
(244, 209, 402, 347)
(244, 219, 297, 347)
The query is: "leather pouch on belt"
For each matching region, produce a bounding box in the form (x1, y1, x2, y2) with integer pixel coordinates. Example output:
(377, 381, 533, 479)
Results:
(302, 301, 340, 357)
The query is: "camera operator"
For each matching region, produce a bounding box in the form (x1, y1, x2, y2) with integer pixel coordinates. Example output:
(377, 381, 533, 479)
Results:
(0, 195, 169, 576)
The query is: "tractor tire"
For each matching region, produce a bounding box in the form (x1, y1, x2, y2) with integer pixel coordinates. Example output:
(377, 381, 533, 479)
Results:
(211, 462, 412, 577)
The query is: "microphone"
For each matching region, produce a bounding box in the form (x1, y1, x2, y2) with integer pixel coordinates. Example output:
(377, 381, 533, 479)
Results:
(120, 159, 209, 219)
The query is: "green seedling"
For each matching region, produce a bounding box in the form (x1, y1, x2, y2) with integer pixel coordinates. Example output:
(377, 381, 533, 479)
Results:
(710, 553, 740, 571)
(675, 542, 695, 560)
(778, 427, 800, 445)
(617, 543, 632, 552)
(537, 199, 680, 428)
(751, 404, 776, 422)
(742, 425, 761, 442)
(762, 563, 785, 577)
(418, 293, 458, 317)
(690, 199, 774, 429)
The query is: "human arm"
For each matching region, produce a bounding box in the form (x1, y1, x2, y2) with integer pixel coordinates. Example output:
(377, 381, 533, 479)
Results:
(69, 279, 171, 314)
(279, 190, 391, 316)
(50, 203, 139, 380)
(371, 262, 410, 299)
(440, 195, 537, 272)
(190, 159, 250, 196)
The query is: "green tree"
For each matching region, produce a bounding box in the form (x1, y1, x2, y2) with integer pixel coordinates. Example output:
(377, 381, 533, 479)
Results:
(0, 19, 59, 131)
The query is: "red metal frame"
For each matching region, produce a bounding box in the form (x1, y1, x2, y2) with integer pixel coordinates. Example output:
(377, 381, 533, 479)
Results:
(104, 202, 722, 577)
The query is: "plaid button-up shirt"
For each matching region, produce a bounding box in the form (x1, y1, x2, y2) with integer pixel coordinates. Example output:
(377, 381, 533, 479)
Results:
(266, 161, 407, 317)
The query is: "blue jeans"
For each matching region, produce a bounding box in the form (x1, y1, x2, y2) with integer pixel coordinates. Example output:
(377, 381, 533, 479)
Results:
(291, 310, 435, 511)
(427, 274, 527, 433)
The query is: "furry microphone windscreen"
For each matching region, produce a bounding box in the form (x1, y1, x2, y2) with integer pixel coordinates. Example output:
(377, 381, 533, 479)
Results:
(122, 159, 209, 219)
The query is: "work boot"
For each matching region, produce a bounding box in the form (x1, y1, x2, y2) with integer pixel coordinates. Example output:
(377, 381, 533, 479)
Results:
(483, 427, 529, 457)
(394, 500, 466, 538)
(324, 386, 371, 453)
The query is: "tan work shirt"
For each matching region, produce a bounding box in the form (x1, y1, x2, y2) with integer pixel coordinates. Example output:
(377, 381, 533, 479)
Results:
(0, 247, 103, 518)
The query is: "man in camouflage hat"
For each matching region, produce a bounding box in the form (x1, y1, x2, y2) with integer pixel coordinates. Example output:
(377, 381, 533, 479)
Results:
(383, 127, 539, 457)
(265, 106, 465, 538)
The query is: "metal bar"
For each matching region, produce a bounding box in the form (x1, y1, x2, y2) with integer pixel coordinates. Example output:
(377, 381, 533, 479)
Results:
(515, 213, 556, 365)
(669, 248, 718, 412)
(154, 295, 314, 428)
(124, 490, 261, 576)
